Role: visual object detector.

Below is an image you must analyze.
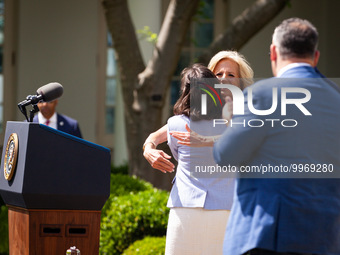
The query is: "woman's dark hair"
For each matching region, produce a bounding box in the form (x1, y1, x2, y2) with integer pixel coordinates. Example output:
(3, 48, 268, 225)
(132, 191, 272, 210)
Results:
(173, 63, 223, 121)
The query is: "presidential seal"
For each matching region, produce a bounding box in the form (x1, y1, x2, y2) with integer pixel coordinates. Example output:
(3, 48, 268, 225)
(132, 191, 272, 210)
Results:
(4, 133, 19, 181)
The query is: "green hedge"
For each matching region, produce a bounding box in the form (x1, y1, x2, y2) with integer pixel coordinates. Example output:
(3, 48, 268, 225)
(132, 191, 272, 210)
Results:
(122, 236, 166, 255)
(109, 173, 153, 197)
(101, 173, 154, 216)
(100, 186, 169, 255)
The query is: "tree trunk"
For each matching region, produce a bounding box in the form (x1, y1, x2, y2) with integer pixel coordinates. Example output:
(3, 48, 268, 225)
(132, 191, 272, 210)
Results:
(102, 0, 199, 189)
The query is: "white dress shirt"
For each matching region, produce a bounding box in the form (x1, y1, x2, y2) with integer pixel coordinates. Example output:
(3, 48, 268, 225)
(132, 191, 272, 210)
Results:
(37, 112, 57, 130)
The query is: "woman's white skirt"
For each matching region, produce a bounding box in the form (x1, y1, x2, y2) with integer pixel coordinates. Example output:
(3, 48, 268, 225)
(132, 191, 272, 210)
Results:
(165, 207, 230, 255)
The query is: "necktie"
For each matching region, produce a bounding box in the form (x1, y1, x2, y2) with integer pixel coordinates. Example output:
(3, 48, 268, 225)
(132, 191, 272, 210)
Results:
(45, 120, 50, 126)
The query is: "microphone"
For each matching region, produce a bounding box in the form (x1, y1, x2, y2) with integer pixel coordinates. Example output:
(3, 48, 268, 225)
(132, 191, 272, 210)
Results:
(18, 82, 64, 122)
(18, 82, 64, 107)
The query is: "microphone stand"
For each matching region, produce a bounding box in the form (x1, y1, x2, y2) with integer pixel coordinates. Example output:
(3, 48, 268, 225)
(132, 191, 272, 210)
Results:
(18, 95, 41, 122)
(29, 104, 39, 122)
(18, 104, 29, 122)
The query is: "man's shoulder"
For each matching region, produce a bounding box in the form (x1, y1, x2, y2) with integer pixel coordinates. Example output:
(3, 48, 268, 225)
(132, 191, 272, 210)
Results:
(57, 113, 78, 124)
(281, 65, 320, 78)
(249, 75, 314, 94)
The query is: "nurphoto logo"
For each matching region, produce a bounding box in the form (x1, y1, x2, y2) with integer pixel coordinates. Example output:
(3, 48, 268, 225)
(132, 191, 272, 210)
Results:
(199, 83, 312, 128)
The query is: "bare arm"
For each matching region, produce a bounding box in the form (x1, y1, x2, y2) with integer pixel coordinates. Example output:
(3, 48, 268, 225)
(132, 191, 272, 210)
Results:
(170, 124, 216, 147)
(143, 124, 175, 173)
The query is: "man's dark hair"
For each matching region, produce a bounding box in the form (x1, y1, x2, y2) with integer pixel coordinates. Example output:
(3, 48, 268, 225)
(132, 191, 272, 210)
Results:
(273, 18, 318, 59)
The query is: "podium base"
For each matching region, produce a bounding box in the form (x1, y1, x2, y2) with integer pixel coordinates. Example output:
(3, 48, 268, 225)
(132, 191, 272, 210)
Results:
(8, 206, 101, 255)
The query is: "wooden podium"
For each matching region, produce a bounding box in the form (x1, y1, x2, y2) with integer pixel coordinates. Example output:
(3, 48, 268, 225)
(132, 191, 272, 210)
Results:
(0, 122, 111, 255)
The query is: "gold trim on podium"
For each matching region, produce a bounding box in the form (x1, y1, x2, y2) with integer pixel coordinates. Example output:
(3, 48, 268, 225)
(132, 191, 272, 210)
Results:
(4, 133, 19, 181)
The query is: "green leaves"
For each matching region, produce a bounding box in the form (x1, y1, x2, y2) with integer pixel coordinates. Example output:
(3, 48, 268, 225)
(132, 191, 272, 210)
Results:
(122, 236, 166, 255)
(137, 26, 158, 45)
(100, 174, 169, 254)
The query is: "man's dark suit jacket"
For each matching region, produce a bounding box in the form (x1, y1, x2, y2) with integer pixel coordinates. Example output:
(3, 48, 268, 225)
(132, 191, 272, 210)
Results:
(33, 113, 82, 138)
(214, 66, 340, 255)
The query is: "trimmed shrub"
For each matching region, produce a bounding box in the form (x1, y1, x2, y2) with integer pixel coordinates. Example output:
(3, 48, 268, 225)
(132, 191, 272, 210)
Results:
(122, 236, 166, 255)
(101, 174, 153, 215)
(100, 188, 169, 255)
(109, 173, 153, 197)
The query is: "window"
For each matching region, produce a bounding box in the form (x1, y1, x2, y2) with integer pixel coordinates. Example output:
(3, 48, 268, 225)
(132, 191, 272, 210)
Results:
(171, 0, 214, 105)
(106, 33, 117, 134)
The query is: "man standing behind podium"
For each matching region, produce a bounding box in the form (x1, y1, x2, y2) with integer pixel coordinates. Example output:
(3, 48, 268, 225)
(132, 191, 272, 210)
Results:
(33, 99, 83, 138)
(214, 18, 340, 254)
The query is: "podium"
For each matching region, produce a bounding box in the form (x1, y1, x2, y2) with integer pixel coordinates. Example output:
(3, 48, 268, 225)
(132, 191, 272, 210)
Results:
(0, 122, 111, 255)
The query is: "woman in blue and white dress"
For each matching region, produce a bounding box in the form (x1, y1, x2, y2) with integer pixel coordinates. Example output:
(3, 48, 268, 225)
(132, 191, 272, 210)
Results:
(164, 64, 233, 254)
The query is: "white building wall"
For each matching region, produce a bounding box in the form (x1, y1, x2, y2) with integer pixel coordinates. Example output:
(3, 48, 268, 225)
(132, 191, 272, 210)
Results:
(16, 0, 99, 142)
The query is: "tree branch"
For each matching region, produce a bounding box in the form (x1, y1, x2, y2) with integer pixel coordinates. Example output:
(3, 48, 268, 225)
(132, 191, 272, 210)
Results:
(102, 0, 145, 89)
(198, 0, 289, 64)
(139, 0, 200, 96)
